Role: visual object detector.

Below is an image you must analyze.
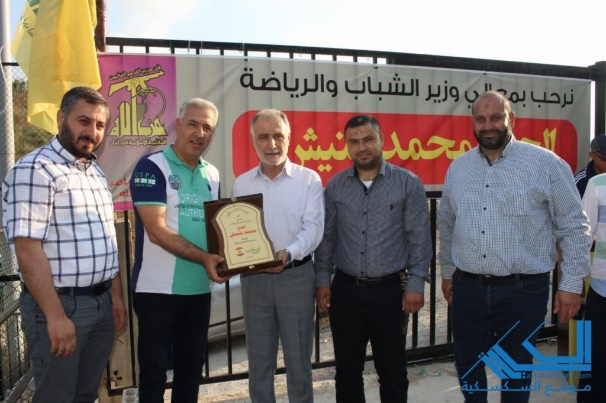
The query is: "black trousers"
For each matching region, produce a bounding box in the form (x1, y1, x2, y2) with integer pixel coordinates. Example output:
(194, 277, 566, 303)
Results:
(329, 272, 408, 403)
(134, 292, 211, 403)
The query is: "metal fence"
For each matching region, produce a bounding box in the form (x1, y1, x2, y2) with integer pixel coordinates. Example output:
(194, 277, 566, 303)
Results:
(2, 37, 604, 399)
(0, 229, 33, 402)
(0, 62, 40, 402)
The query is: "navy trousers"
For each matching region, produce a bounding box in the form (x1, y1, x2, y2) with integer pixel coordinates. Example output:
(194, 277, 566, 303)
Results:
(451, 270, 550, 403)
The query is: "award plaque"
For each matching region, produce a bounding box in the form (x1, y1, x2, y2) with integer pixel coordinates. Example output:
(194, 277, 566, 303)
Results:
(204, 194, 282, 277)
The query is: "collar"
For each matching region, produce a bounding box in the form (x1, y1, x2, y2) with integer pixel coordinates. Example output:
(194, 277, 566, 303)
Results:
(164, 144, 207, 168)
(348, 158, 386, 179)
(476, 134, 517, 162)
(254, 158, 293, 179)
(50, 137, 97, 166)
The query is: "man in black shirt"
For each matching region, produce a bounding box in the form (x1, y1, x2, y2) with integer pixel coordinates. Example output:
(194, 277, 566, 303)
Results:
(574, 133, 606, 197)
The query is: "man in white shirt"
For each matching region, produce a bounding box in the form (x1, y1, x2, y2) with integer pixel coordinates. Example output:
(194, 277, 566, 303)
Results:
(578, 173, 606, 402)
(232, 109, 324, 403)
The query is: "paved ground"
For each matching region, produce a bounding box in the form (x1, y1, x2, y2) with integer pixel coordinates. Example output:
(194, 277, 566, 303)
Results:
(159, 340, 578, 402)
(157, 280, 574, 402)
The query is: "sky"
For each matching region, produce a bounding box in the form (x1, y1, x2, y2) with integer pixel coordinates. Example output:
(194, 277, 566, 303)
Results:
(6, 0, 606, 68)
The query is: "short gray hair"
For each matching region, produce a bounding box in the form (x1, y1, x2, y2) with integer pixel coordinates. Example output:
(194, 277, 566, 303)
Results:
(250, 109, 291, 136)
(178, 98, 219, 122)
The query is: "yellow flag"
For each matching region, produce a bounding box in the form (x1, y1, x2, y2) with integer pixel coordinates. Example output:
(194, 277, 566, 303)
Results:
(11, 0, 101, 134)
(10, 0, 37, 79)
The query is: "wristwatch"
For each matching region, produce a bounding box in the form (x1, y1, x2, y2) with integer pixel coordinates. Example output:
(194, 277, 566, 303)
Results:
(283, 249, 292, 266)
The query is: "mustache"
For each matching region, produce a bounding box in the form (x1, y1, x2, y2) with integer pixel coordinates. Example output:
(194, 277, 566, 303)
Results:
(78, 135, 98, 145)
(478, 129, 502, 135)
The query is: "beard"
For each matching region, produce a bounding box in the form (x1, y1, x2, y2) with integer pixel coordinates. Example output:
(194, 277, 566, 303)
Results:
(58, 121, 99, 159)
(474, 127, 511, 150)
(353, 151, 382, 171)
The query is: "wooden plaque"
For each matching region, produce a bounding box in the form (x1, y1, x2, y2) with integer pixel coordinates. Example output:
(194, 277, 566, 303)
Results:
(204, 194, 282, 277)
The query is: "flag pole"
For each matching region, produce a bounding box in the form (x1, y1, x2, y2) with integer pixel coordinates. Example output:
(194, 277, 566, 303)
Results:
(0, 0, 15, 190)
(95, 0, 106, 52)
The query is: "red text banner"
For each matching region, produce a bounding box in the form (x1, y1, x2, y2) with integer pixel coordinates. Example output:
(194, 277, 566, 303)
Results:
(232, 111, 578, 187)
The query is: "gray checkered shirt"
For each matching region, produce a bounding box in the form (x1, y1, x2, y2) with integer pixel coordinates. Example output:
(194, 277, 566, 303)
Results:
(437, 136, 591, 294)
(314, 159, 432, 294)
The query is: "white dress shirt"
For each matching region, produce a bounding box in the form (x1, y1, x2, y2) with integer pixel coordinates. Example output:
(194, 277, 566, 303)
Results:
(231, 158, 324, 260)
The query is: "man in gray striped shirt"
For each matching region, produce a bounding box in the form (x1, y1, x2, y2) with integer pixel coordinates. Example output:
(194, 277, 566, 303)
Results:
(315, 114, 432, 403)
(438, 90, 591, 403)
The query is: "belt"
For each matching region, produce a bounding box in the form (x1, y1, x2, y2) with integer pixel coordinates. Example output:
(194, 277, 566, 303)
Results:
(22, 280, 112, 296)
(455, 268, 545, 285)
(337, 270, 402, 287)
(283, 255, 312, 271)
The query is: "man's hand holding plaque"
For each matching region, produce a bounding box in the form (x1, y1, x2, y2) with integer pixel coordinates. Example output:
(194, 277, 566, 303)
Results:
(200, 251, 228, 283)
(204, 194, 283, 277)
(261, 249, 290, 273)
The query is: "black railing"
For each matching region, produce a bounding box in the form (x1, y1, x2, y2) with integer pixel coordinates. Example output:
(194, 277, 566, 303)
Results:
(2, 36, 598, 397)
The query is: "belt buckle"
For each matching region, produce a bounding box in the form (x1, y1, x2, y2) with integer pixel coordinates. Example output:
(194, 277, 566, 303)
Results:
(355, 277, 370, 287)
(93, 283, 105, 295)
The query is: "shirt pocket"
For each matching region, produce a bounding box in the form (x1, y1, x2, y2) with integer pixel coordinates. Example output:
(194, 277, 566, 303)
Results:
(381, 197, 405, 221)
